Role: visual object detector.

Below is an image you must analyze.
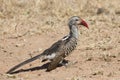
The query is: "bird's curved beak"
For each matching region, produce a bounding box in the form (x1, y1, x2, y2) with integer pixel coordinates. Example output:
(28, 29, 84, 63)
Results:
(80, 19, 89, 29)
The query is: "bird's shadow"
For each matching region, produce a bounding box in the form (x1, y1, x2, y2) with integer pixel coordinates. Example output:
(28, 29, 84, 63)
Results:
(8, 62, 63, 74)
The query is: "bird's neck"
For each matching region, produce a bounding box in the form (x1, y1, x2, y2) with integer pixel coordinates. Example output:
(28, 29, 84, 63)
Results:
(69, 25, 79, 39)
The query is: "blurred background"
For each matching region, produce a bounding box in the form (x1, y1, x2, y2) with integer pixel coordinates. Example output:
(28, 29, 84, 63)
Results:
(0, 0, 119, 35)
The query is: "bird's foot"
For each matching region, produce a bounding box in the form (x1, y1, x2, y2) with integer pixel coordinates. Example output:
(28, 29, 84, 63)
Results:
(61, 60, 78, 68)
(59, 59, 69, 66)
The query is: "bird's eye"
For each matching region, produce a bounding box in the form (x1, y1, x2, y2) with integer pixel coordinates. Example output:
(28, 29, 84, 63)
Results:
(75, 19, 79, 21)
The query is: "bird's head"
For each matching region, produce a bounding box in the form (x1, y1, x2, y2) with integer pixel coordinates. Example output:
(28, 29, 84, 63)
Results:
(68, 16, 88, 29)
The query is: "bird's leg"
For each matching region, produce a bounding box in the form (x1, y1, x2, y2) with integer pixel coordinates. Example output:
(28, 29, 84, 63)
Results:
(62, 59, 69, 63)
(61, 59, 78, 68)
(41, 59, 48, 62)
(60, 59, 69, 66)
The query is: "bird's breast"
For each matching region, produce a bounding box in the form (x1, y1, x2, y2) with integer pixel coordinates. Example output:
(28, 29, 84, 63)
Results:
(63, 38, 77, 57)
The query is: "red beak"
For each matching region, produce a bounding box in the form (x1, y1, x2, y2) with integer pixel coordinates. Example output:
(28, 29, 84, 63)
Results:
(81, 19, 89, 29)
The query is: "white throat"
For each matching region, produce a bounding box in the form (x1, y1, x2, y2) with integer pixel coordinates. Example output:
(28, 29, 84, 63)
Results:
(70, 25, 79, 39)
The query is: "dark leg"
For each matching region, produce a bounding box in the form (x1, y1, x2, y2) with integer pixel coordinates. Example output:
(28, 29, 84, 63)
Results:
(60, 59, 69, 66)
(61, 59, 78, 68)
(41, 59, 48, 62)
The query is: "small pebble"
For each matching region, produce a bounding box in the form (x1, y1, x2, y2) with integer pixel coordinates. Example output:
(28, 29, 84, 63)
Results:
(97, 8, 105, 15)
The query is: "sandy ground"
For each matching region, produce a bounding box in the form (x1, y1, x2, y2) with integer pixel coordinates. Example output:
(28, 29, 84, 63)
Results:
(0, 0, 120, 80)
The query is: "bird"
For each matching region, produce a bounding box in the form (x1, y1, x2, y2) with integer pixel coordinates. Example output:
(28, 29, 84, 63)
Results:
(6, 16, 88, 74)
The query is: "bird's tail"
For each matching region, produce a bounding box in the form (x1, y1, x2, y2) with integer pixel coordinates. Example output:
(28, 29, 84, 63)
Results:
(6, 54, 43, 74)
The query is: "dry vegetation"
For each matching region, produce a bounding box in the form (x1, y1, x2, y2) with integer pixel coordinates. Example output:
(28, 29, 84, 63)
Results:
(0, 0, 120, 80)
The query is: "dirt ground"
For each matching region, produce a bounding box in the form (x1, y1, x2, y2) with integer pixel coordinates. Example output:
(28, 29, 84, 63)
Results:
(0, 0, 120, 80)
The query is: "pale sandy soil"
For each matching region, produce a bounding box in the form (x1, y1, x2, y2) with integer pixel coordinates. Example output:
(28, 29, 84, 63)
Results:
(0, 0, 120, 80)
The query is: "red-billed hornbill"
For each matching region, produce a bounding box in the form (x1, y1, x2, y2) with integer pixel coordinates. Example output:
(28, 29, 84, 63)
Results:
(6, 16, 88, 74)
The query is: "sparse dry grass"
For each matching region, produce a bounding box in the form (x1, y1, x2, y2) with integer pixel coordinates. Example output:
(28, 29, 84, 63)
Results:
(0, 0, 119, 36)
